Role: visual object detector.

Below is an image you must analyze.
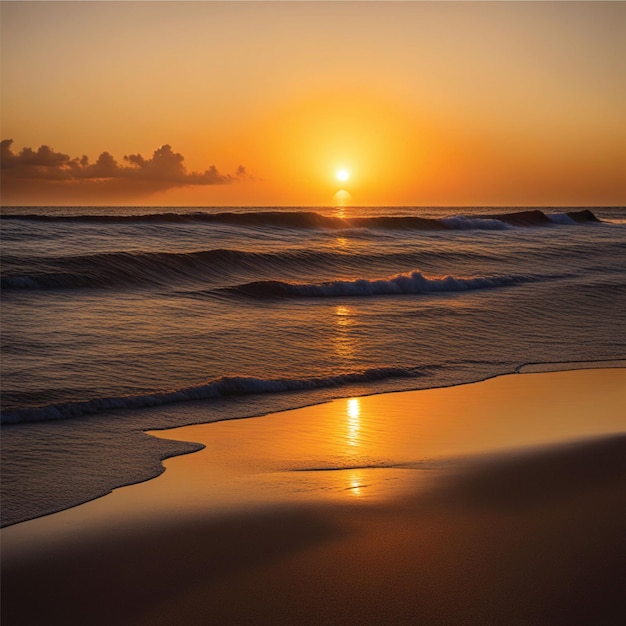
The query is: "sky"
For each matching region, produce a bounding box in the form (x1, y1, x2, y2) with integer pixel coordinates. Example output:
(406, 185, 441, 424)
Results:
(1, 1, 625, 207)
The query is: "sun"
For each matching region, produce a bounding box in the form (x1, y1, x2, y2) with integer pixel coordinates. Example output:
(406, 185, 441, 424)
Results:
(336, 169, 350, 182)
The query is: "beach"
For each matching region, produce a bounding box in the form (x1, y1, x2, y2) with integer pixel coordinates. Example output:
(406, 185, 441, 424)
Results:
(2, 367, 625, 625)
(2, 1, 625, 623)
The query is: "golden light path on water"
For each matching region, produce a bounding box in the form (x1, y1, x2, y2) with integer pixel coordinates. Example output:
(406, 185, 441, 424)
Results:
(333, 304, 358, 362)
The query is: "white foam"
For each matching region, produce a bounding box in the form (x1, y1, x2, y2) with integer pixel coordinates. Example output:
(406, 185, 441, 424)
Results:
(0, 368, 417, 424)
(279, 271, 527, 298)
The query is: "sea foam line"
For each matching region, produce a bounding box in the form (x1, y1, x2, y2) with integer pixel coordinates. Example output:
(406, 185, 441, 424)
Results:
(0, 367, 419, 425)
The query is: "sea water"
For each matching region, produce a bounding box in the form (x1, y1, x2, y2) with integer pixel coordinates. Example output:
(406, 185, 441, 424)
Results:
(2, 206, 625, 525)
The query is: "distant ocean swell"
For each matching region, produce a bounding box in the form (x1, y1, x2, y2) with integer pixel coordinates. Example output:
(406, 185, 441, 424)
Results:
(0, 367, 422, 425)
(223, 271, 541, 299)
(0, 208, 600, 229)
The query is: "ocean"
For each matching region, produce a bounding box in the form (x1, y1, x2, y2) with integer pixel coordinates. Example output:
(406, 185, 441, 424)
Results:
(1, 205, 625, 526)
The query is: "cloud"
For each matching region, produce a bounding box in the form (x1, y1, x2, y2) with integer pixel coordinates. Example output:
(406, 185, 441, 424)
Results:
(1, 139, 249, 202)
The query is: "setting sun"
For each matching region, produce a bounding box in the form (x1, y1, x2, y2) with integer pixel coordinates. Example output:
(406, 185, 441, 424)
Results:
(1, 1, 623, 207)
(336, 169, 350, 182)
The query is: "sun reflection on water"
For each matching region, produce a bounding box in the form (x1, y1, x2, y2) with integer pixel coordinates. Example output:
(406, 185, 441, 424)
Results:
(333, 305, 358, 361)
(335, 305, 351, 325)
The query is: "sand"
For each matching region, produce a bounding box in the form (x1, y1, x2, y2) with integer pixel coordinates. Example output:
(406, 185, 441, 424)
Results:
(2, 368, 625, 625)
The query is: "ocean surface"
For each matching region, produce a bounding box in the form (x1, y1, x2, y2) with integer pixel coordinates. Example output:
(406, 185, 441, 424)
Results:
(2, 205, 625, 525)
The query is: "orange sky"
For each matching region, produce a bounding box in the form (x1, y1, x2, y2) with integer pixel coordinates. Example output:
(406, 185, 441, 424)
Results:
(1, 1, 625, 207)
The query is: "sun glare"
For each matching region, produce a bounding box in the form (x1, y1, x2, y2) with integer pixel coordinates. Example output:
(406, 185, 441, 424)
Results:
(336, 169, 350, 182)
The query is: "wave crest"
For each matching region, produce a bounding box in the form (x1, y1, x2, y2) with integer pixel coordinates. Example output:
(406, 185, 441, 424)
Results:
(226, 271, 534, 299)
(0, 367, 419, 425)
(1, 208, 600, 230)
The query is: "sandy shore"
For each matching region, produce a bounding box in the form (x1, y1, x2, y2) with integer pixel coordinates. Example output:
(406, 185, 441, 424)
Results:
(2, 368, 625, 625)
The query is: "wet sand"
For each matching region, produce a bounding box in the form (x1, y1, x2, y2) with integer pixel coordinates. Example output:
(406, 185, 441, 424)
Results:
(2, 368, 625, 625)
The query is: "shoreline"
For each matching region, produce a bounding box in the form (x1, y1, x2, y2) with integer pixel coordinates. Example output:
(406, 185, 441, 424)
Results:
(2, 359, 626, 528)
(2, 367, 625, 624)
(1, 360, 624, 530)
(3, 359, 625, 428)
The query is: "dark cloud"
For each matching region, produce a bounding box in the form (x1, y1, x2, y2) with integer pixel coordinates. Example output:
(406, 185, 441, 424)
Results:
(1, 140, 249, 201)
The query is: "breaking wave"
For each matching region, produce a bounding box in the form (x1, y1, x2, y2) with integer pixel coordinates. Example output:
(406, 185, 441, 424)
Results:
(0, 247, 507, 291)
(0, 367, 419, 425)
(224, 270, 538, 299)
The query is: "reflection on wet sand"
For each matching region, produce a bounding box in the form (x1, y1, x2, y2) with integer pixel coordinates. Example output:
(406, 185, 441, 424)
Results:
(346, 397, 361, 448)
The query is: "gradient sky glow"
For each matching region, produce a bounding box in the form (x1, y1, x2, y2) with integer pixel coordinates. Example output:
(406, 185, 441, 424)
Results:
(1, 1, 625, 206)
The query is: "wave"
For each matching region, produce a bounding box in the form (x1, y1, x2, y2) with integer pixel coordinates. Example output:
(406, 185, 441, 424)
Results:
(0, 247, 506, 291)
(0, 367, 420, 425)
(438, 216, 513, 230)
(0, 248, 345, 290)
(1, 209, 601, 230)
(224, 270, 537, 299)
